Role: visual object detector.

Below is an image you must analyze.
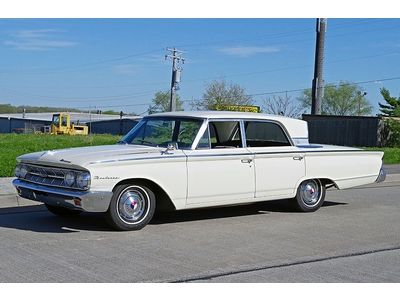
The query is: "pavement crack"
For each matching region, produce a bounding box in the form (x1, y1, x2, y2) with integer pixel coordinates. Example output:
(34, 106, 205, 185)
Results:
(170, 246, 400, 283)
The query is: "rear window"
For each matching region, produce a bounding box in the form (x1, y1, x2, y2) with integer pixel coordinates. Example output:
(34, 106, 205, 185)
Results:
(245, 121, 291, 147)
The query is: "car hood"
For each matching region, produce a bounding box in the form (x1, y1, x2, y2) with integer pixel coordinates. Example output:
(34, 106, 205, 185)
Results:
(17, 144, 165, 169)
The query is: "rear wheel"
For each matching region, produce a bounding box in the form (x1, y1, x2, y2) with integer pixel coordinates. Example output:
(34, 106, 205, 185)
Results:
(292, 179, 325, 212)
(106, 183, 156, 231)
(45, 204, 82, 217)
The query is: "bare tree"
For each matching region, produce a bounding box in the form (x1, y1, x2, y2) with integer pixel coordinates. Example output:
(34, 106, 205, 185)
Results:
(262, 94, 304, 118)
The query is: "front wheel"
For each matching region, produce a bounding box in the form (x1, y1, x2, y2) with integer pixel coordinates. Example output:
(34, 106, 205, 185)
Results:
(292, 179, 326, 212)
(106, 183, 156, 231)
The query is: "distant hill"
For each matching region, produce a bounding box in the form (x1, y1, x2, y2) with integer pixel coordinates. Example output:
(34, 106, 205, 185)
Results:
(0, 104, 123, 115)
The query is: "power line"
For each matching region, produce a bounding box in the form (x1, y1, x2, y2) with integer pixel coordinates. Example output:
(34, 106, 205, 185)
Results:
(0, 49, 163, 75)
(175, 19, 386, 50)
(68, 75, 400, 111)
(187, 76, 400, 101)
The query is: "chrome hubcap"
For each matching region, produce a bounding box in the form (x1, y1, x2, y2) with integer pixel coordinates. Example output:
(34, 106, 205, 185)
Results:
(300, 180, 321, 206)
(117, 188, 148, 224)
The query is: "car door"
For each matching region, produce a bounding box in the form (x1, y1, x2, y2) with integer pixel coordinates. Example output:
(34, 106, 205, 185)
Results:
(183, 120, 255, 207)
(244, 120, 305, 198)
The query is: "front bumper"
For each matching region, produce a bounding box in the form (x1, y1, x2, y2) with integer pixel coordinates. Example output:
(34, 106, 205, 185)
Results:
(375, 168, 386, 183)
(13, 179, 113, 212)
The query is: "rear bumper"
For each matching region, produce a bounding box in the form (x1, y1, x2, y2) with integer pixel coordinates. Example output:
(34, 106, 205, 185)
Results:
(375, 168, 386, 183)
(13, 179, 112, 212)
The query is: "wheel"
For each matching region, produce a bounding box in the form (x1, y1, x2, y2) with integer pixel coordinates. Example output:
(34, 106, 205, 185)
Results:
(45, 204, 82, 217)
(292, 179, 326, 212)
(106, 183, 156, 231)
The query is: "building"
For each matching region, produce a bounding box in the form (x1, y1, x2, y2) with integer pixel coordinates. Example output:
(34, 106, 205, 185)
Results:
(0, 112, 141, 135)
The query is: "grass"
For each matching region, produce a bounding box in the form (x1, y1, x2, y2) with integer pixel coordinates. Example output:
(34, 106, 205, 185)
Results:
(0, 134, 120, 177)
(364, 147, 400, 165)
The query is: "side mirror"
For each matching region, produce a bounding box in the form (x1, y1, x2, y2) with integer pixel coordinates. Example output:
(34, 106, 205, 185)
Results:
(162, 142, 178, 155)
(167, 142, 178, 151)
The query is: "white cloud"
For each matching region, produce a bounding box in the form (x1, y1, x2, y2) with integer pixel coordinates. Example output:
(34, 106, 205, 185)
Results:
(219, 46, 280, 57)
(4, 29, 77, 51)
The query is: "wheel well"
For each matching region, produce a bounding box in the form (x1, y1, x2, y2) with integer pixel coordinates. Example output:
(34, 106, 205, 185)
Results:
(113, 178, 176, 212)
(319, 178, 338, 189)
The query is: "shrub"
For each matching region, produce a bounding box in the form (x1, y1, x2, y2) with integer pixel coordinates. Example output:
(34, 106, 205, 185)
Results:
(382, 118, 400, 147)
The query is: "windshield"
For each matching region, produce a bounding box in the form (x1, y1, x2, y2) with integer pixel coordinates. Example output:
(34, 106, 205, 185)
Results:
(120, 117, 203, 149)
(52, 115, 60, 126)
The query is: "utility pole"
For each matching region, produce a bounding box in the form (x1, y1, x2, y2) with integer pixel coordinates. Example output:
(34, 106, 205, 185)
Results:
(311, 18, 327, 115)
(165, 48, 185, 111)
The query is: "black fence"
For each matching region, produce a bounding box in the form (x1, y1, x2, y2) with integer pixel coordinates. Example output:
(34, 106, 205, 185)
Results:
(302, 114, 383, 147)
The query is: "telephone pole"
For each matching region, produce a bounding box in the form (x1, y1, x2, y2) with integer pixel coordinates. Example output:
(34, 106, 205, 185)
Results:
(311, 18, 327, 115)
(165, 48, 185, 111)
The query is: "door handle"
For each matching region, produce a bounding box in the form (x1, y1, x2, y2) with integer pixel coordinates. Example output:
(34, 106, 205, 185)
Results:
(293, 156, 304, 161)
(241, 159, 253, 163)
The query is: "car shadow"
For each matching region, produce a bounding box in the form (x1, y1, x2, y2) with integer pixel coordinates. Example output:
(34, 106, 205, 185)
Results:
(0, 205, 112, 233)
(150, 199, 347, 225)
(0, 200, 347, 233)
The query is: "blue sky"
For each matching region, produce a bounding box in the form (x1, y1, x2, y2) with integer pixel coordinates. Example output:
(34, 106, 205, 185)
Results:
(0, 18, 399, 115)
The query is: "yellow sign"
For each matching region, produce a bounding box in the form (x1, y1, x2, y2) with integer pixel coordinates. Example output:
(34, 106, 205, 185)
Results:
(212, 104, 260, 113)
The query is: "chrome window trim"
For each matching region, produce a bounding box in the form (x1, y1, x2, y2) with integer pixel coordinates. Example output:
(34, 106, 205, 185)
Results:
(191, 117, 296, 150)
(240, 120, 247, 148)
(242, 118, 294, 147)
(205, 118, 245, 149)
(191, 119, 209, 150)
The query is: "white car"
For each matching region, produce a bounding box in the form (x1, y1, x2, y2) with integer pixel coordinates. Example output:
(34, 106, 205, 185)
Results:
(13, 111, 386, 230)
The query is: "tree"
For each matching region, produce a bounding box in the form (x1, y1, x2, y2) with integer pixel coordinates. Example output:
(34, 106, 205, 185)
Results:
(379, 88, 400, 117)
(262, 94, 304, 118)
(192, 80, 254, 110)
(148, 91, 183, 114)
(298, 82, 373, 116)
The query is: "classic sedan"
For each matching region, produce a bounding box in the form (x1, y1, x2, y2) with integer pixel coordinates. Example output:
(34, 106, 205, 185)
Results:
(13, 111, 386, 230)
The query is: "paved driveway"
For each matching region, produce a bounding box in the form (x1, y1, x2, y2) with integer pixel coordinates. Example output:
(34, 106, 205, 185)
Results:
(0, 175, 399, 282)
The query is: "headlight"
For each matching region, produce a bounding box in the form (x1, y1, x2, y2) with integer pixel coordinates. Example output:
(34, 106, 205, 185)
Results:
(19, 165, 28, 178)
(64, 171, 75, 186)
(14, 164, 21, 177)
(76, 172, 91, 190)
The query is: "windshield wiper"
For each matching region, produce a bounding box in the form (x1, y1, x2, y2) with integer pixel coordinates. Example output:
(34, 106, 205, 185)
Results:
(135, 139, 158, 147)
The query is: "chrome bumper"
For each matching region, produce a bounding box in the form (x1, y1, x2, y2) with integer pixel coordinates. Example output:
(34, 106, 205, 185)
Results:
(13, 179, 113, 212)
(375, 168, 386, 183)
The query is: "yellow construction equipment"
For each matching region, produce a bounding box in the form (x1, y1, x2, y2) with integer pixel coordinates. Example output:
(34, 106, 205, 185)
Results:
(48, 113, 89, 135)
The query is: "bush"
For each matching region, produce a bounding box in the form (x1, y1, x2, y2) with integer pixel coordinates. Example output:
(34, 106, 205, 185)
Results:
(382, 118, 400, 147)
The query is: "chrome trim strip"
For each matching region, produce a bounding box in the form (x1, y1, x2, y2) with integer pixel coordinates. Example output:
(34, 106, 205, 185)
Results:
(89, 154, 187, 165)
(185, 149, 365, 158)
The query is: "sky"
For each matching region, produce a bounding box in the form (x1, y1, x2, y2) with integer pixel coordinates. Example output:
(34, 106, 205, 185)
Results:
(0, 18, 399, 115)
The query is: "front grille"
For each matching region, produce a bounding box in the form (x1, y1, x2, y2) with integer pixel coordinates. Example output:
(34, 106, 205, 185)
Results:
(22, 164, 85, 190)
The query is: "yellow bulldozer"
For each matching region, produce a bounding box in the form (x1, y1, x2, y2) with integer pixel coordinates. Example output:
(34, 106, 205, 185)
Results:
(44, 113, 89, 135)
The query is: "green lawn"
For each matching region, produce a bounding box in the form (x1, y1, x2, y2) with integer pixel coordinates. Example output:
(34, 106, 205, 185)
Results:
(0, 134, 120, 177)
(364, 147, 400, 165)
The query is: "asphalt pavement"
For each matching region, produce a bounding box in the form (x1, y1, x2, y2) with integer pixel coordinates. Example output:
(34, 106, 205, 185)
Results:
(0, 170, 399, 282)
